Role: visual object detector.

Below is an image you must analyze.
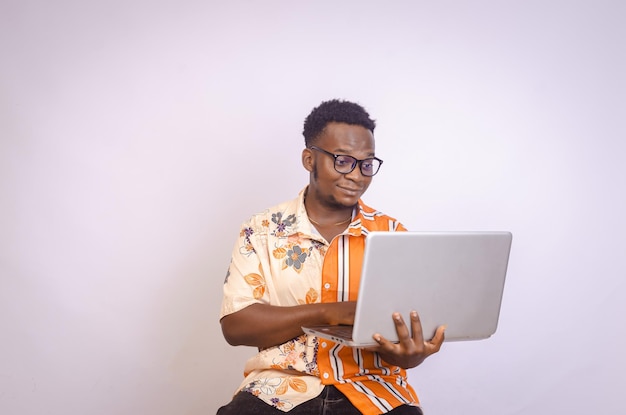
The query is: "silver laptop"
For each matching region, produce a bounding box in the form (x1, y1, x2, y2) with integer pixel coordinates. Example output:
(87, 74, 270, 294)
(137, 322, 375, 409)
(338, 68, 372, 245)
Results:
(302, 231, 512, 347)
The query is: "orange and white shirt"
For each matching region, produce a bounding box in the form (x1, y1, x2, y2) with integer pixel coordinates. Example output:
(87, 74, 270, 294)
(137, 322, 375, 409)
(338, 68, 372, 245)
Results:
(220, 188, 418, 414)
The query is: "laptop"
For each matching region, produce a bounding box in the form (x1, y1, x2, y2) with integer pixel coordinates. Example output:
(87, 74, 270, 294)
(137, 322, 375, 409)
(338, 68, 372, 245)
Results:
(302, 231, 512, 347)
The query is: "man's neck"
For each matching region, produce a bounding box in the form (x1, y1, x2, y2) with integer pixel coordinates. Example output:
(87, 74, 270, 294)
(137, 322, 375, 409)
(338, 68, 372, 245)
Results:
(304, 189, 355, 226)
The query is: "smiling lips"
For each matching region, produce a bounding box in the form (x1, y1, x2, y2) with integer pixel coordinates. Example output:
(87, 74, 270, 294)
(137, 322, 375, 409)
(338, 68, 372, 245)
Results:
(338, 186, 361, 196)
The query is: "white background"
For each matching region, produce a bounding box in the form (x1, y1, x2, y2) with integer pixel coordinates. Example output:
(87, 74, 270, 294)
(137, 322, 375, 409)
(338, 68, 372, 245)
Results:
(1, 1, 624, 414)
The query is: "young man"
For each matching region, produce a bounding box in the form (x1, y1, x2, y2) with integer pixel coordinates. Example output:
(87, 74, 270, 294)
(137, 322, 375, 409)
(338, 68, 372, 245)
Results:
(218, 99, 445, 414)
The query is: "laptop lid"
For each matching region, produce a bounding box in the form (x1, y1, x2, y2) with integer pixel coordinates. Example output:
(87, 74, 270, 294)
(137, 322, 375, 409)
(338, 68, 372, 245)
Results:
(303, 231, 512, 347)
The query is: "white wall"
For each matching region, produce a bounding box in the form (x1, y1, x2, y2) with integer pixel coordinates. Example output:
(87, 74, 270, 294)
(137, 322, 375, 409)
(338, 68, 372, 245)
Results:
(1, 1, 624, 414)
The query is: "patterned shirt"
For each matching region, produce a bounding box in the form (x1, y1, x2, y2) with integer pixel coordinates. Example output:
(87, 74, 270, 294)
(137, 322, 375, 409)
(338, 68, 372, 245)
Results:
(220, 188, 418, 414)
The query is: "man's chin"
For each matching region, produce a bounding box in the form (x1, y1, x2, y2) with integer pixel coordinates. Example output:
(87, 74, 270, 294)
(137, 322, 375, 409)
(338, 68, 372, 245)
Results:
(329, 195, 360, 210)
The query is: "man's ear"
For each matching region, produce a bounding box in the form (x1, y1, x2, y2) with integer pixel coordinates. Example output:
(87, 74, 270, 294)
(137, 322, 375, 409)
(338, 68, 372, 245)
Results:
(302, 148, 314, 172)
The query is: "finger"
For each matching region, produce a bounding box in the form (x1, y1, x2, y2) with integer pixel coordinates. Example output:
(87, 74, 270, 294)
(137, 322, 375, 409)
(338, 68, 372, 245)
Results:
(392, 312, 413, 346)
(367, 333, 392, 352)
(409, 310, 425, 344)
(427, 325, 446, 353)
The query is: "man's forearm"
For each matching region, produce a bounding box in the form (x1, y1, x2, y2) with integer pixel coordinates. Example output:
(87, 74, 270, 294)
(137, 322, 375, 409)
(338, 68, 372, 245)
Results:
(220, 301, 355, 349)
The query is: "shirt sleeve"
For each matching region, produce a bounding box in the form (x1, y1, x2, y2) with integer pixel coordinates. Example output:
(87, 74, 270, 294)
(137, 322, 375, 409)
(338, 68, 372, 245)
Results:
(219, 220, 270, 320)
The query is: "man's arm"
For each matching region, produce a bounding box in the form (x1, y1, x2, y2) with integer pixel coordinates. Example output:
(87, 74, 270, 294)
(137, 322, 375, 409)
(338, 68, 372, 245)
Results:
(221, 301, 356, 350)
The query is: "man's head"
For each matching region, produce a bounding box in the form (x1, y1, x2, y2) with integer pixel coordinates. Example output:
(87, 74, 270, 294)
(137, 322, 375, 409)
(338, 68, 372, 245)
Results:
(301, 99, 380, 210)
(303, 99, 376, 147)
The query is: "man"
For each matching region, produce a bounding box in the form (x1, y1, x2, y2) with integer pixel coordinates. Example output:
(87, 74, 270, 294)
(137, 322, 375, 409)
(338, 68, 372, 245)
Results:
(218, 99, 445, 414)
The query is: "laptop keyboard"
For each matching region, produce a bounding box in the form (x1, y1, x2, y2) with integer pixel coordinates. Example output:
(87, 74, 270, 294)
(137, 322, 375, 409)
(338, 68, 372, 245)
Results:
(327, 325, 354, 338)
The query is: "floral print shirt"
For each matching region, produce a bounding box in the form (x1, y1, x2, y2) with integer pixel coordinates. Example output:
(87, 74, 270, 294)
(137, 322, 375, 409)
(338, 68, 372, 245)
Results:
(220, 188, 418, 414)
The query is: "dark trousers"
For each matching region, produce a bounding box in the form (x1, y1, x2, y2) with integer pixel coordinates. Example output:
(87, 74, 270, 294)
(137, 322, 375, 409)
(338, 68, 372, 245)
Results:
(216, 386, 424, 415)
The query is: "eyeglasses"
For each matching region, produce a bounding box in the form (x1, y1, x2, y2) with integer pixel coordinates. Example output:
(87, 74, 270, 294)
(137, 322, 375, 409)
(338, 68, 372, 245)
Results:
(309, 146, 383, 177)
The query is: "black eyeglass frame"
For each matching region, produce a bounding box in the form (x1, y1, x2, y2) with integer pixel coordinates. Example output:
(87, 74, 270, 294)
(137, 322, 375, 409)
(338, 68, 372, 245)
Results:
(308, 145, 384, 177)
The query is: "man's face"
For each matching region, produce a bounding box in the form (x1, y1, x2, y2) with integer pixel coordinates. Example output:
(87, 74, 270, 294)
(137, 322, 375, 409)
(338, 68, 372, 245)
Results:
(306, 122, 376, 210)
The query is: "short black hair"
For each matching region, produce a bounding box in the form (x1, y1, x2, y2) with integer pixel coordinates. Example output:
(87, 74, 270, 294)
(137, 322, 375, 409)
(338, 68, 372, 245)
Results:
(302, 99, 376, 146)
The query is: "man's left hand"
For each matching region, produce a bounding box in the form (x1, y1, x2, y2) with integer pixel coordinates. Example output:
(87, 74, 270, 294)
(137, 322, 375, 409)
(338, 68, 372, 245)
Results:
(364, 310, 445, 369)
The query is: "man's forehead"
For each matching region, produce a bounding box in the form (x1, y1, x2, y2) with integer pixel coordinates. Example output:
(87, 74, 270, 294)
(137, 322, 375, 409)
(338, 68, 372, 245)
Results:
(317, 122, 375, 151)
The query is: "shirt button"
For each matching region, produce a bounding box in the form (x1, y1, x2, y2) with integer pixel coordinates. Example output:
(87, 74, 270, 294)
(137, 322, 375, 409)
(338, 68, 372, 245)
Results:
(321, 342, 327, 348)
(324, 283, 330, 289)
(323, 373, 329, 379)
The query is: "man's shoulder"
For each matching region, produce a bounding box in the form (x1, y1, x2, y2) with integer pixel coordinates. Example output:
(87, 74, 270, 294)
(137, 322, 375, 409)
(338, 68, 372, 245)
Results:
(240, 193, 302, 235)
(358, 200, 402, 222)
(357, 200, 406, 231)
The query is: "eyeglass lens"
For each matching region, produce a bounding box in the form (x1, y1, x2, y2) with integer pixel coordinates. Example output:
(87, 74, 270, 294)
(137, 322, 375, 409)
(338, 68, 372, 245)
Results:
(334, 155, 381, 176)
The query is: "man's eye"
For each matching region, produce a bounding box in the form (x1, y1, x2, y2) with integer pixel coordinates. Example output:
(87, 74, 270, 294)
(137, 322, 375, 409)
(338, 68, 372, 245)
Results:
(336, 157, 353, 166)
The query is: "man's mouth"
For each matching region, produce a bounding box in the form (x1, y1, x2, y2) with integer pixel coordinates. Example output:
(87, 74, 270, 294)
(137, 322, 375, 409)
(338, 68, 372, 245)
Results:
(338, 186, 361, 195)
